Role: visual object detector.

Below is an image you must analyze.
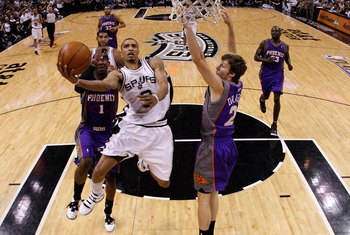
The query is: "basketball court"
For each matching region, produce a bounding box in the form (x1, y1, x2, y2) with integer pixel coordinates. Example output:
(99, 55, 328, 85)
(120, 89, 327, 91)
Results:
(0, 6, 350, 235)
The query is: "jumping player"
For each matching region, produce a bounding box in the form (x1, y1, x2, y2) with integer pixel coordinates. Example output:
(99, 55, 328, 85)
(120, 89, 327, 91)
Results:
(58, 38, 174, 229)
(182, 6, 247, 235)
(65, 51, 119, 232)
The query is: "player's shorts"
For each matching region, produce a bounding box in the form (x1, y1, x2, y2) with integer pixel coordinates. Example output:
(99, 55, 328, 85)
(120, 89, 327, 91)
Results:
(194, 137, 238, 193)
(101, 120, 173, 181)
(75, 124, 118, 173)
(259, 69, 284, 95)
(31, 28, 42, 40)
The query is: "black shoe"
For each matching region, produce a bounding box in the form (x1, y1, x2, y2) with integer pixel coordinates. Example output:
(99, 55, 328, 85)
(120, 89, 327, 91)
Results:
(35, 50, 38, 55)
(259, 97, 266, 113)
(270, 123, 278, 136)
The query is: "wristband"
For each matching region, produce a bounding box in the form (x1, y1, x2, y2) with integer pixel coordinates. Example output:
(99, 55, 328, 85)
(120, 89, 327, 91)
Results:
(72, 78, 80, 85)
(152, 94, 159, 104)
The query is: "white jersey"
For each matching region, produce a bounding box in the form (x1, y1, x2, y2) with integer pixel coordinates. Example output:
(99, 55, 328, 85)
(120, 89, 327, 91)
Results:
(31, 14, 42, 29)
(120, 58, 171, 125)
(91, 47, 117, 69)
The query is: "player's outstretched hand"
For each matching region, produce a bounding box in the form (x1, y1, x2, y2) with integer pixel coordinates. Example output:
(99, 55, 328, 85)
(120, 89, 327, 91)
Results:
(57, 61, 78, 84)
(221, 6, 232, 25)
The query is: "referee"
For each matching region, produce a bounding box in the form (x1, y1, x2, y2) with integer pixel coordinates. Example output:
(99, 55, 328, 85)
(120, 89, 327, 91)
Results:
(46, 6, 56, 47)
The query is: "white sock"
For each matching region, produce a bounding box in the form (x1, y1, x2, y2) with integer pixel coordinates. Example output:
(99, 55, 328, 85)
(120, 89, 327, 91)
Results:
(91, 180, 104, 195)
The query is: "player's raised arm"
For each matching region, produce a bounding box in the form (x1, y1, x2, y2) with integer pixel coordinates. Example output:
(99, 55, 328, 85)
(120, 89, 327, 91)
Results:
(182, 9, 223, 96)
(57, 63, 122, 91)
(221, 6, 236, 54)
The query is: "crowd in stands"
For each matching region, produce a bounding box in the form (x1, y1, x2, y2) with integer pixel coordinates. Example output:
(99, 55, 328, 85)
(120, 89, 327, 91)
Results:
(0, 0, 349, 52)
(284, 0, 350, 19)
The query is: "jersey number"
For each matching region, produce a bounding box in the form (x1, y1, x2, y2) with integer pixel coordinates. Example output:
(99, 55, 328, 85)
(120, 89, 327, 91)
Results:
(272, 56, 280, 62)
(99, 105, 104, 114)
(224, 105, 238, 126)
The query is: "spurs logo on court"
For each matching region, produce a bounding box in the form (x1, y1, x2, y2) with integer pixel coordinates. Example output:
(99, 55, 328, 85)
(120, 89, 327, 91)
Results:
(0, 63, 27, 85)
(145, 32, 218, 61)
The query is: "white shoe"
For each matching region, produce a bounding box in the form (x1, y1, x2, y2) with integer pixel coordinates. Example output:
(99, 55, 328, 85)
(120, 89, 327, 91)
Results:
(79, 191, 104, 215)
(66, 199, 80, 220)
(137, 159, 149, 172)
(104, 214, 116, 232)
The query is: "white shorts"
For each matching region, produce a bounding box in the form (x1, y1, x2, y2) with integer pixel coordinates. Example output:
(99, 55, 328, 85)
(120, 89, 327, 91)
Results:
(32, 28, 42, 40)
(101, 121, 174, 181)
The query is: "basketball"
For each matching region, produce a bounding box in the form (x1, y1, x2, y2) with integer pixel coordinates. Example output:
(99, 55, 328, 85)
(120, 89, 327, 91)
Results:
(58, 41, 91, 75)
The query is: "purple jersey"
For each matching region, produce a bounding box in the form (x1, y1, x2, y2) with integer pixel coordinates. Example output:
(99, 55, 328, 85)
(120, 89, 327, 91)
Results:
(194, 81, 242, 192)
(261, 39, 286, 72)
(259, 39, 287, 94)
(81, 88, 118, 130)
(100, 14, 118, 48)
(201, 81, 243, 139)
(74, 85, 119, 173)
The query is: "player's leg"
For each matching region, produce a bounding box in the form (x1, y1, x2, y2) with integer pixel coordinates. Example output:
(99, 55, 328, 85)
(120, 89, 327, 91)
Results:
(33, 30, 38, 55)
(271, 92, 281, 135)
(209, 191, 219, 233)
(197, 191, 212, 234)
(150, 171, 170, 188)
(198, 191, 219, 235)
(66, 128, 95, 220)
(273, 92, 281, 123)
(259, 72, 271, 113)
(194, 141, 215, 234)
(139, 125, 173, 188)
(104, 171, 117, 232)
(79, 155, 118, 215)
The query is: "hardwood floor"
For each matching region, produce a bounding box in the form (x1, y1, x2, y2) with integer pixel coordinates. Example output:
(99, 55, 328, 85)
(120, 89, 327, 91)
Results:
(0, 7, 349, 235)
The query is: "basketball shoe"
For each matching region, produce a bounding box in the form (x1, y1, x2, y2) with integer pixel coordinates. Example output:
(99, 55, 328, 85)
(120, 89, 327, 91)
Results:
(104, 214, 116, 232)
(270, 123, 278, 136)
(259, 97, 266, 113)
(79, 191, 104, 215)
(66, 199, 80, 220)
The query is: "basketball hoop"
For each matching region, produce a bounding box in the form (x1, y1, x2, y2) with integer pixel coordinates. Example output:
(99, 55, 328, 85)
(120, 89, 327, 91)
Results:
(169, 0, 222, 24)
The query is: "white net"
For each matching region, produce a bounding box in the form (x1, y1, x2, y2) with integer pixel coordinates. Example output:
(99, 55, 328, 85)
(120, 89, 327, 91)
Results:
(169, 0, 222, 24)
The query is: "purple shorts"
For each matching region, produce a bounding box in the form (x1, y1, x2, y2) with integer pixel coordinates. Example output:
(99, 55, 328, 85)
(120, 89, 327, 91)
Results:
(259, 69, 284, 96)
(194, 137, 238, 192)
(75, 124, 118, 173)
